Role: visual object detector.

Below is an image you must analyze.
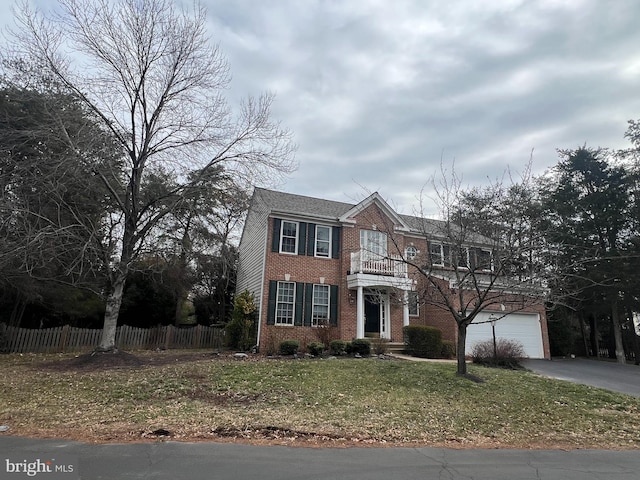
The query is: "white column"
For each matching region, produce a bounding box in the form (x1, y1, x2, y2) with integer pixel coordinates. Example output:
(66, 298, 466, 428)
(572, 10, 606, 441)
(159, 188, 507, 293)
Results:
(356, 286, 365, 338)
(403, 290, 410, 327)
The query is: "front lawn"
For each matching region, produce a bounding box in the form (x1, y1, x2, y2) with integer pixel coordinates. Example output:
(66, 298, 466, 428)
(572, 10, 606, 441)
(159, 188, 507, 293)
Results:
(1, 351, 639, 448)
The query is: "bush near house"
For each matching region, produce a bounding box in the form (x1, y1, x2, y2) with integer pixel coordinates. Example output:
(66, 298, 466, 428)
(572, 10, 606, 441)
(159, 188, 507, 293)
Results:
(226, 290, 257, 351)
(471, 338, 526, 369)
(403, 325, 442, 358)
(371, 337, 389, 355)
(441, 340, 456, 359)
(279, 339, 300, 356)
(329, 340, 348, 356)
(306, 342, 325, 356)
(347, 339, 371, 356)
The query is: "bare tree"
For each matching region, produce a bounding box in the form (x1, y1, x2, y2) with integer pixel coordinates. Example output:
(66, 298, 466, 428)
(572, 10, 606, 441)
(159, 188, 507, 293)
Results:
(3, 0, 295, 350)
(384, 165, 547, 376)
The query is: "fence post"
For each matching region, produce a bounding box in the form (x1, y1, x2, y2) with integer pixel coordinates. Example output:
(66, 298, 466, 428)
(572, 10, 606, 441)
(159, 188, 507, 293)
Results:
(165, 325, 173, 350)
(60, 325, 70, 353)
(194, 324, 202, 348)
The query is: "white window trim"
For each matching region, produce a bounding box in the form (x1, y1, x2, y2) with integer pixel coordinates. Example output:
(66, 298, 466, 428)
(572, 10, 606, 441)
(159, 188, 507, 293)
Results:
(275, 281, 295, 325)
(279, 220, 298, 255)
(311, 283, 330, 326)
(405, 245, 418, 259)
(314, 225, 332, 258)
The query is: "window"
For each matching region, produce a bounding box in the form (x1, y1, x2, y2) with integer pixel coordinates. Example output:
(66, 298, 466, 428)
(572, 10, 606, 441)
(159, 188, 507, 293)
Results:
(276, 281, 295, 325)
(405, 245, 417, 259)
(315, 225, 331, 257)
(455, 247, 469, 269)
(360, 229, 387, 259)
(429, 243, 444, 266)
(408, 291, 419, 316)
(280, 221, 298, 254)
(312, 284, 330, 326)
(474, 248, 493, 271)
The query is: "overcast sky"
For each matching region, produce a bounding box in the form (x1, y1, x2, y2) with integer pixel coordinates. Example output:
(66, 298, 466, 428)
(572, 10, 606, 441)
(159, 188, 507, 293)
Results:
(3, 0, 640, 215)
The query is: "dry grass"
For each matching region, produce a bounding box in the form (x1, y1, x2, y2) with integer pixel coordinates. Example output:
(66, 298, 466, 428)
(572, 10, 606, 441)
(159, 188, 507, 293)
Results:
(1, 350, 639, 449)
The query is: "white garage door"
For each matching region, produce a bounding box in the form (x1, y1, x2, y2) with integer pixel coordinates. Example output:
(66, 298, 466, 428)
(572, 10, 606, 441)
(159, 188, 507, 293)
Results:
(465, 311, 544, 359)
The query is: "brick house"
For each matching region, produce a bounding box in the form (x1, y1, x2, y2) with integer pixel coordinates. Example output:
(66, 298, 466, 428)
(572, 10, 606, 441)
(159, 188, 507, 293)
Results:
(236, 187, 550, 358)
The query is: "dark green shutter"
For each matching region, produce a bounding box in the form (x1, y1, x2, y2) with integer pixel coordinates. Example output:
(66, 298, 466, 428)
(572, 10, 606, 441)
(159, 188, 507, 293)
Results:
(294, 282, 304, 326)
(306, 223, 316, 256)
(329, 285, 338, 326)
(304, 283, 313, 326)
(331, 226, 341, 259)
(271, 218, 281, 252)
(267, 280, 277, 325)
(298, 222, 307, 255)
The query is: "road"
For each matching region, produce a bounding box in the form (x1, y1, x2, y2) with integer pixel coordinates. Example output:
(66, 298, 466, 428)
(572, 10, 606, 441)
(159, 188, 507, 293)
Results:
(523, 357, 640, 397)
(1, 436, 639, 480)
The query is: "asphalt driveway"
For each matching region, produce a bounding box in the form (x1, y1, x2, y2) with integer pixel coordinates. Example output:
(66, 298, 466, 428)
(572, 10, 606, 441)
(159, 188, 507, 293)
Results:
(523, 357, 640, 397)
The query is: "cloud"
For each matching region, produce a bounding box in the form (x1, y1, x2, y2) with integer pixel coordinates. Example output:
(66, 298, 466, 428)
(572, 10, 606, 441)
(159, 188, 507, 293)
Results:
(4, 0, 640, 215)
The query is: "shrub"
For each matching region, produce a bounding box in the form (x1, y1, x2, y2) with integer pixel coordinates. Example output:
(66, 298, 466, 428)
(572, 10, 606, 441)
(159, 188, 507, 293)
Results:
(226, 290, 257, 350)
(329, 340, 347, 356)
(471, 338, 526, 369)
(403, 325, 442, 358)
(441, 340, 456, 359)
(307, 342, 325, 356)
(279, 339, 300, 356)
(371, 337, 389, 355)
(313, 319, 338, 348)
(349, 338, 371, 356)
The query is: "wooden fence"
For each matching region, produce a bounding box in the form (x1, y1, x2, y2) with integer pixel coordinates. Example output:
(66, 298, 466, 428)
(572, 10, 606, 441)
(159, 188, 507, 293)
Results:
(0, 323, 224, 353)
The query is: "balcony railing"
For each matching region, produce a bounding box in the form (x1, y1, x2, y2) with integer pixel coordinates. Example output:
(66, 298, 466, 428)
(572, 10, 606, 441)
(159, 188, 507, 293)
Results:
(350, 250, 407, 277)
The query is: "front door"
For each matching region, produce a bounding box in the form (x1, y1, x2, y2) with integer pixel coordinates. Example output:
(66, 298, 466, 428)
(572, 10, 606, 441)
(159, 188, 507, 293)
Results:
(364, 290, 390, 339)
(364, 297, 380, 337)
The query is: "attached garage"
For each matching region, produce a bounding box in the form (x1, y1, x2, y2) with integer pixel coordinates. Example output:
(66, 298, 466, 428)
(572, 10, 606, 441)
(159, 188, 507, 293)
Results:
(465, 311, 545, 359)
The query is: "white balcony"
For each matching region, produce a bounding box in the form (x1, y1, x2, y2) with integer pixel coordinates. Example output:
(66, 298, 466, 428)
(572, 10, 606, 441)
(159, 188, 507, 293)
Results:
(350, 249, 407, 278)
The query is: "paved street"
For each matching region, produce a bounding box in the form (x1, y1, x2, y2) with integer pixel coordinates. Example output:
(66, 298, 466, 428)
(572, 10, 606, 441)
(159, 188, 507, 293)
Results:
(1, 436, 639, 480)
(523, 357, 640, 397)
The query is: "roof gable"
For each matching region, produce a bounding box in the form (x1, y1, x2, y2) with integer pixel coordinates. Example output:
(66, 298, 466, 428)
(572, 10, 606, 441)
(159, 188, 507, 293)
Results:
(338, 192, 410, 231)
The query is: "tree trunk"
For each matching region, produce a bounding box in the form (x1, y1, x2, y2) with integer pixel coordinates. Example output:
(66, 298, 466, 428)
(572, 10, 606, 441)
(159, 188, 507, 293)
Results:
(174, 289, 187, 326)
(9, 293, 27, 328)
(578, 311, 590, 357)
(590, 314, 600, 358)
(610, 297, 626, 365)
(97, 271, 126, 351)
(456, 322, 468, 375)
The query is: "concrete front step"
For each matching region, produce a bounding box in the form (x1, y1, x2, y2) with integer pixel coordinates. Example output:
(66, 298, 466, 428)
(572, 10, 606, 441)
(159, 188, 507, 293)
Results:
(386, 342, 405, 354)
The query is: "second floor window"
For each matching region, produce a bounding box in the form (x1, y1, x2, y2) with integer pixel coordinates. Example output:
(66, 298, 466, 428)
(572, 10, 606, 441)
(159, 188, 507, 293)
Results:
(455, 247, 470, 269)
(429, 242, 445, 266)
(280, 221, 298, 254)
(360, 229, 387, 260)
(315, 225, 331, 257)
(474, 248, 493, 271)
